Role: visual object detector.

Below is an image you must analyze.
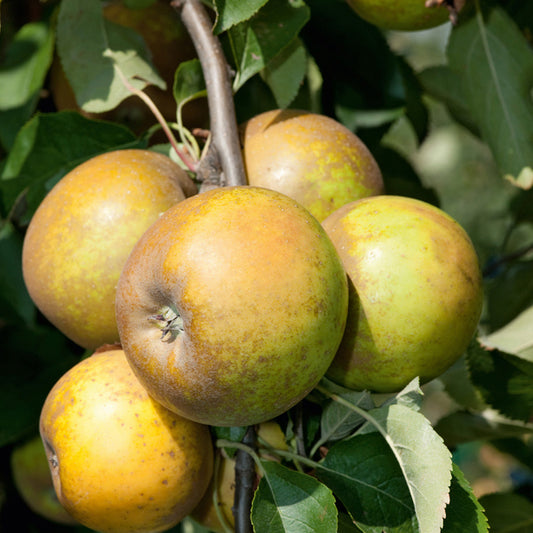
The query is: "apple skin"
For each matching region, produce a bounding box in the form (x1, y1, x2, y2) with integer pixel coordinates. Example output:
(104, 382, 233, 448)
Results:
(242, 109, 384, 222)
(22, 149, 195, 350)
(322, 195, 483, 393)
(10, 435, 77, 525)
(346, 0, 451, 31)
(39, 348, 214, 533)
(50, 0, 208, 133)
(115, 186, 349, 427)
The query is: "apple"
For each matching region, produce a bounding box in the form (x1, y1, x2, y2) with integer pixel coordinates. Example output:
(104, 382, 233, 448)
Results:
(10, 435, 77, 525)
(39, 348, 214, 533)
(50, 0, 208, 133)
(242, 109, 384, 222)
(191, 421, 289, 533)
(322, 195, 483, 392)
(115, 186, 349, 427)
(346, 0, 451, 31)
(22, 148, 196, 350)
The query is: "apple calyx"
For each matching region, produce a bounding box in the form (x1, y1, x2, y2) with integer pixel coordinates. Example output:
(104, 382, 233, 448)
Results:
(148, 305, 184, 342)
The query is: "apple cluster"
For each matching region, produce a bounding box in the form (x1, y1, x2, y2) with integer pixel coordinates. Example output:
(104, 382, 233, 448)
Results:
(21, 105, 482, 532)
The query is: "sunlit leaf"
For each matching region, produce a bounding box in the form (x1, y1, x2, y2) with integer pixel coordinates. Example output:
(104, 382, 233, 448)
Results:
(213, 0, 268, 33)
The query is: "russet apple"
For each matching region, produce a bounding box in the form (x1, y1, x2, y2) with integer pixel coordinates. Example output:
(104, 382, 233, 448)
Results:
(22, 149, 196, 350)
(115, 186, 349, 427)
(346, 0, 452, 31)
(322, 195, 483, 392)
(10, 435, 77, 525)
(39, 348, 213, 533)
(242, 109, 384, 222)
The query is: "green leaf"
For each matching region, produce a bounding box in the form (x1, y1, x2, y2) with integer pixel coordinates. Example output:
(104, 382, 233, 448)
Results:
(0, 223, 35, 325)
(0, 111, 141, 223)
(212, 425, 247, 457)
(317, 404, 452, 533)
(262, 38, 307, 109)
(447, 4, 533, 183)
(380, 377, 424, 412)
(0, 21, 54, 110)
(251, 461, 337, 533)
(483, 305, 533, 362)
(467, 339, 533, 422)
(319, 390, 374, 445)
(228, 0, 310, 91)
(56, 0, 165, 113)
(478, 492, 533, 533)
(173, 59, 207, 109)
(213, 0, 269, 33)
(441, 463, 488, 533)
(435, 411, 533, 448)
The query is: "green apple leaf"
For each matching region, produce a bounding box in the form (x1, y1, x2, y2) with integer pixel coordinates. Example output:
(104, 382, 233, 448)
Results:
(447, 4, 533, 184)
(56, 0, 165, 113)
(212, 0, 269, 33)
(0, 21, 54, 110)
(435, 411, 533, 448)
(478, 492, 533, 532)
(228, 0, 310, 91)
(441, 463, 488, 533)
(467, 339, 533, 422)
(0, 111, 141, 223)
(251, 461, 337, 533)
(173, 59, 207, 111)
(338, 513, 364, 533)
(317, 403, 452, 533)
(211, 425, 248, 458)
(0, 223, 35, 325)
(482, 305, 533, 362)
(261, 37, 307, 109)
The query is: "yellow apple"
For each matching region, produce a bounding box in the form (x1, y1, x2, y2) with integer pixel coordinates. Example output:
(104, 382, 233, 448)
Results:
(115, 186, 349, 427)
(346, 0, 451, 31)
(242, 109, 384, 222)
(22, 149, 196, 350)
(10, 435, 77, 525)
(39, 348, 213, 533)
(322, 195, 483, 392)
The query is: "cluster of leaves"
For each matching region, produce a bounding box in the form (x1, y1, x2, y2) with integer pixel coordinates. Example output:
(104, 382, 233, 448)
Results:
(1, 0, 533, 532)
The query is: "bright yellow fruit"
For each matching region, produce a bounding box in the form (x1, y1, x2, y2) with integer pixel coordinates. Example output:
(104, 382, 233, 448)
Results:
(346, 0, 451, 31)
(323, 195, 483, 392)
(40, 348, 213, 533)
(242, 109, 384, 222)
(22, 149, 195, 350)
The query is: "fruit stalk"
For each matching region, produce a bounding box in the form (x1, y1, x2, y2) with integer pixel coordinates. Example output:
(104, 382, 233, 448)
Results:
(174, 0, 247, 189)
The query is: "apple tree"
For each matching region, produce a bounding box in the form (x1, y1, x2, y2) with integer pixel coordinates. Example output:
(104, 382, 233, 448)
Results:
(1, 0, 533, 532)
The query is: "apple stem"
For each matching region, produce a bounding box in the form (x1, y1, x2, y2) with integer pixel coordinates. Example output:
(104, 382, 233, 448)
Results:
(173, 0, 247, 190)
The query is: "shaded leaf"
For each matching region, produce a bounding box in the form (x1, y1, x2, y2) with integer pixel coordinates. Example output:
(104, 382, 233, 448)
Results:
(0, 111, 141, 223)
(441, 463, 488, 533)
(228, 0, 310, 90)
(0, 21, 54, 110)
(56, 0, 165, 113)
(262, 37, 307, 109)
(213, 0, 268, 33)
(478, 492, 533, 532)
(173, 58, 206, 109)
(251, 460, 337, 533)
(435, 410, 533, 448)
(447, 5, 533, 183)
(467, 339, 533, 422)
(212, 425, 247, 458)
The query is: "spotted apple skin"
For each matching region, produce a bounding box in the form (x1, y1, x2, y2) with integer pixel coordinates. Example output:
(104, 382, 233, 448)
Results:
(322, 195, 483, 393)
(116, 186, 349, 427)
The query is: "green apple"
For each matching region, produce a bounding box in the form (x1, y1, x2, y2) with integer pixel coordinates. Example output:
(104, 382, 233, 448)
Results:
(346, 0, 452, 31)
(115, 186, 349, 427)
(10, 435, 77, 525)
(322, 195, 483, 392)
(22, 149, 196, 350)
(242, 109, 384, 222)
(40, 348, 214, 533)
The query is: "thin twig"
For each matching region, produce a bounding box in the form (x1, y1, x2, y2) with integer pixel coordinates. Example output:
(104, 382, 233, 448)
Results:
(173, 0, 247, 188)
